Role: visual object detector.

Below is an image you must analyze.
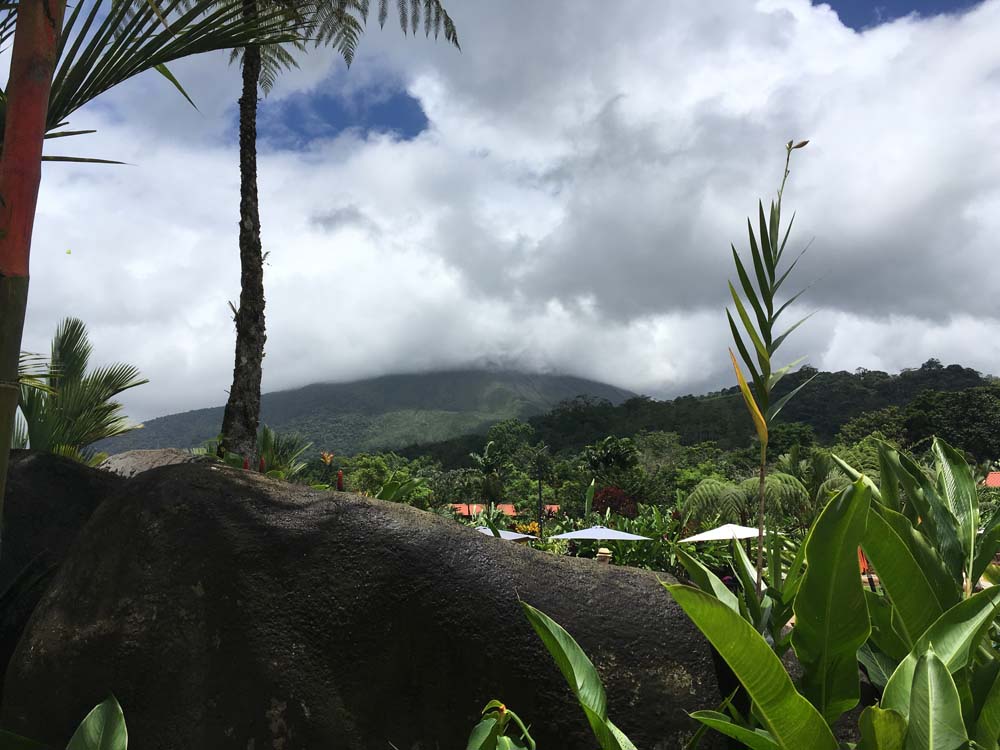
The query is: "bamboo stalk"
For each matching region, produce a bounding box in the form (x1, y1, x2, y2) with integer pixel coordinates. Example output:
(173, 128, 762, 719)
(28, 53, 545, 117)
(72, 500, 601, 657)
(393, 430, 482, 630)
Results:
(0, 0, 67, 557)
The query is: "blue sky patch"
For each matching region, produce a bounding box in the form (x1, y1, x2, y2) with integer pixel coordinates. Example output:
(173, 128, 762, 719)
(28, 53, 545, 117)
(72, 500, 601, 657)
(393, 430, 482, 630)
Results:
(820, 0, 981, 30)
(257, 85, 429, 150)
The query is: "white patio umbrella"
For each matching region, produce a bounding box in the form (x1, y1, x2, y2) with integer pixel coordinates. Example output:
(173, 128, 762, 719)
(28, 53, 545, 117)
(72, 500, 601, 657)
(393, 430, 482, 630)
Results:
(476, 526, 537, 541)
(550, 525, 651, 541)
(679, 523, 765, 543)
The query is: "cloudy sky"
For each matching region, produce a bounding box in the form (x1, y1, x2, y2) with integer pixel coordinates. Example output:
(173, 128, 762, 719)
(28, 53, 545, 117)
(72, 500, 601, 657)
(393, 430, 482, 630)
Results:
(15, 0, 1000, 420)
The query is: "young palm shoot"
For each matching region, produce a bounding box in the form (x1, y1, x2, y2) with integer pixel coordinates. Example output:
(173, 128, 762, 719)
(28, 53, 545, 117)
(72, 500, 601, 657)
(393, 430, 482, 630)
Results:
(727, 140, 813, 594)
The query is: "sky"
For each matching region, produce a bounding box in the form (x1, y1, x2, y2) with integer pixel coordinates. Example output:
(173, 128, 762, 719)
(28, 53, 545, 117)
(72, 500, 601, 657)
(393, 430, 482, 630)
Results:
(12, 0, 1000, 421)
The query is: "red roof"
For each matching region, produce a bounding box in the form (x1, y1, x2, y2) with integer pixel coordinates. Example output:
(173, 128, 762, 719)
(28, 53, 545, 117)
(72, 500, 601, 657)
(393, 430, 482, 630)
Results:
(985, 472, 1000, 488)
(451, 503, 560, 517)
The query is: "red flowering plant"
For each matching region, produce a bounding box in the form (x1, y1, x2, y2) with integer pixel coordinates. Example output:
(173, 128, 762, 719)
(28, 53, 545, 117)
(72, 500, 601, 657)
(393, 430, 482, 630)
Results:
(591, 486, 638, 519)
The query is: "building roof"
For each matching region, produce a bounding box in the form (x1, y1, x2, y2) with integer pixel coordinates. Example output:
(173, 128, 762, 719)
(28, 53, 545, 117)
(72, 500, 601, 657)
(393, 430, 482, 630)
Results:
(986, 472, 1000, 488)
(451, 503, 560, 517)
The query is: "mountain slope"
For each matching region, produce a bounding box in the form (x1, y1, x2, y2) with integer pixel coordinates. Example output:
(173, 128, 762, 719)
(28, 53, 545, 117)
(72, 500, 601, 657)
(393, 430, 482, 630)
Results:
(96, 370, 635, 456)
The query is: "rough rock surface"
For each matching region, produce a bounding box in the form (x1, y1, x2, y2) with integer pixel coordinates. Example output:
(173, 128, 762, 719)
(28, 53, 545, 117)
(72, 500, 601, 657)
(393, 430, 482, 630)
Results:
(97, 448, 215, 479)
(0, 451, 123, 701)
(2, 462, 721, 749)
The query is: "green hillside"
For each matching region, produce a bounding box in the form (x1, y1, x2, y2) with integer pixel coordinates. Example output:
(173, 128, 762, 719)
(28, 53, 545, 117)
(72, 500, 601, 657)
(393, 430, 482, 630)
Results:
(95, 370, 635, 456)
(399, 359, 995, 467)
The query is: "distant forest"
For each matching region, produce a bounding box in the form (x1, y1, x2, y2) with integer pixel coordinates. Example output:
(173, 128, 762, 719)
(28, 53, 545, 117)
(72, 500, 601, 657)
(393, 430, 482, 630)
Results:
(398, 360, 999, 467)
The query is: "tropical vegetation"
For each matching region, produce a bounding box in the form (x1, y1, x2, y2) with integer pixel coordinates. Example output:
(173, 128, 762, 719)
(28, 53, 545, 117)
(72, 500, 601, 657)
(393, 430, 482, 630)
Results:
(13, 318, 146, 466)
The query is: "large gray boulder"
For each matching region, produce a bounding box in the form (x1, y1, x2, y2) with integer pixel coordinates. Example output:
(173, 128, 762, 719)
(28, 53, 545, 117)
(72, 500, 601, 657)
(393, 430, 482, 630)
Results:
(2, 462, 720, 749)
(0, 451, 123, 702)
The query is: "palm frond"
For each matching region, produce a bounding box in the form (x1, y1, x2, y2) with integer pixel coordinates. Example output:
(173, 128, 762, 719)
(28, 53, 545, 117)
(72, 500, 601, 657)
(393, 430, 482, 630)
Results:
(313, 0, 458, 67)
(0, 0, 311, 153)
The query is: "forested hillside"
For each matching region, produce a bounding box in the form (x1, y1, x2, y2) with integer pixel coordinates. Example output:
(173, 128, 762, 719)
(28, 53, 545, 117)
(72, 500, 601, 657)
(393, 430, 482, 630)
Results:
(399, 360, 995, 467)
(94, 370, 635, 456)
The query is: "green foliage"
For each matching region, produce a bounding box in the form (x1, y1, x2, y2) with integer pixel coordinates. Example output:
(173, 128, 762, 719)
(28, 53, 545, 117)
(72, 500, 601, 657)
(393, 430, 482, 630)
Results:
(0, 0, 307, 150)
(466, 700, 535, 750)
(519, 602, 636, 750)
(1, 695, 127, 750)
(684, 472, 810, 529)
(257, 424, 311, 479)
(15, 318, 146, 465)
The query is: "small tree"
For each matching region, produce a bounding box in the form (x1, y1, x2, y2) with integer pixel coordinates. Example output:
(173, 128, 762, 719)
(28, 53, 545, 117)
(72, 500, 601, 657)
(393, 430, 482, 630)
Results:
(14, 317, 147, 465)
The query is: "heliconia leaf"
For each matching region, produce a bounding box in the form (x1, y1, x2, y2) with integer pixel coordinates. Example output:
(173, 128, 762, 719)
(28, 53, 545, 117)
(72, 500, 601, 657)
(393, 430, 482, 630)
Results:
(520, 601, 624, 749)
(730, 349, 768, 449)
(830, 454, 883, 502)
(466, 717, 501, 750)
(972, 526, 1000, 585)
(864, 591, 910, 662)
(858, 706, 906, 750)
(689, 711, 780, 750)
(903, 650, 968, 750)
(665, 585, 838, 750)
(791, 480, 872, 725)
(731, 537, 763, 626)
(881, 586, 1000, 720)
(877, 444, 901, 512)
(858, 641, 901, 691)
(862, 507, 959, 648)
(882, 443, 965, 583)
(66, 695, 127, 750)
(676, 546, 740, 613)
(973, 662, 1000, 749)
(931, 437, 979, 594)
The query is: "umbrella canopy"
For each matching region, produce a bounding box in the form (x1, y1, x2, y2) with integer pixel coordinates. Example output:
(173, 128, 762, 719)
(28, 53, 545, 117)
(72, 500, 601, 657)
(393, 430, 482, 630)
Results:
(550, 525, 651, 541)
(679, 523, 764, 543)
(476, 526, 537, 541)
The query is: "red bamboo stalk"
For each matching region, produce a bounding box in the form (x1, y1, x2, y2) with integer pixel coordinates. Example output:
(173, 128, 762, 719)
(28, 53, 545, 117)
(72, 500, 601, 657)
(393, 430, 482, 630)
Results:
(0, 0, 66, 276)
(0, 0, 67, 556)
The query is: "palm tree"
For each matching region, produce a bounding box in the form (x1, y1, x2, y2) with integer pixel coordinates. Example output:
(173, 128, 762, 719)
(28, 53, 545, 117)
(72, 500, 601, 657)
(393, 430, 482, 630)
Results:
(218, 0, 459, 461)
(0, 0, 311, 552)
(14, 317, 147, 465)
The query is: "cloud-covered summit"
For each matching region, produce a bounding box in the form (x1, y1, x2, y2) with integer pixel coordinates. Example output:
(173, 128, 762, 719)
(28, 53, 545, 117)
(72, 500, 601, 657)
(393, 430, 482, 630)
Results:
(18, 0, 1000, 421)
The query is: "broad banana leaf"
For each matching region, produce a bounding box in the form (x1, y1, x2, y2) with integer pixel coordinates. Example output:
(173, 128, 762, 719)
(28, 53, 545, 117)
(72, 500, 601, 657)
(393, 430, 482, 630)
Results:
(675, 546, 739, 614)
(862, 507, 959, 647)
(665, 584, 837, 749)
(882, 586, 1000, 720)
(932, 437, 979, 594)
(688, 711, 779, 750)
(973, 663, 1000, 750)
(520, 602, 632, 750)
(858, 706, 906, 750)
(792, 480, 871, 725)
(66, 695, 127, 750)
(904, 650, 968, 750)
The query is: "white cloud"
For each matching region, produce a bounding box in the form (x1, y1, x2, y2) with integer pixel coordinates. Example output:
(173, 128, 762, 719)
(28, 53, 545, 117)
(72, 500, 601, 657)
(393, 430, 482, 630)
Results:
(14, 0, 1000, 421)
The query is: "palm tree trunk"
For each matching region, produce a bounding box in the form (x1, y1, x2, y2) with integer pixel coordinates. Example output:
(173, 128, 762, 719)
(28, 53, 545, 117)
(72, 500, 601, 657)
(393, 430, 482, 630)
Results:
(0, 0, 66, 557)
(220, 19, 265, 463)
